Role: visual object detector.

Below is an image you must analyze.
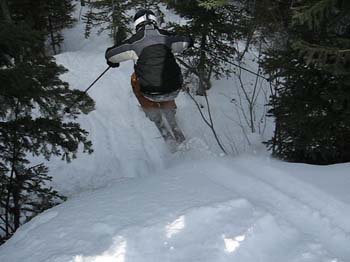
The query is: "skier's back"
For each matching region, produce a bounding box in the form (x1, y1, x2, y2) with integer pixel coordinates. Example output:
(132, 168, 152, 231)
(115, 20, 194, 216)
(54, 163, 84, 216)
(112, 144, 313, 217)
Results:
(105, 9, 193, 145)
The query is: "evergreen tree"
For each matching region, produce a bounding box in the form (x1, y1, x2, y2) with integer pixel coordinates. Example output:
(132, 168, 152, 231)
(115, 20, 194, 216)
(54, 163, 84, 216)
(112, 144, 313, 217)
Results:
(292, 0, 350, 76)
(6, 0, 75, 54)
(46, 0, 76, 54)
(83, 0, 130, 43)
(0, 0, 94, 244)
(164, 0, 248, 95)
(261, 0, 350, 164)
(263, 47, 350, 164)
(83, 0, 163, 44)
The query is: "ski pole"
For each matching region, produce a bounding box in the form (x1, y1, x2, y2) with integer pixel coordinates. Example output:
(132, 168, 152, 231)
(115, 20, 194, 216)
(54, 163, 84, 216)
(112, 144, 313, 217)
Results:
(65, 66, 111, 113)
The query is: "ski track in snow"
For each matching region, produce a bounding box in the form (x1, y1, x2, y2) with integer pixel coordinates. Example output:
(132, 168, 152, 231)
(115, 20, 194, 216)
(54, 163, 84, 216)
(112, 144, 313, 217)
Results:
(1, 11, 350, 261)
(1, 158, 350, 262)
(204, 160, 350, 260)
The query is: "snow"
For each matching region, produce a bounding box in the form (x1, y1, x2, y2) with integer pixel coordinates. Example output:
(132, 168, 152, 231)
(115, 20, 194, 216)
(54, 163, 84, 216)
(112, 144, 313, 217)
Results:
(1, 157, 350, 262)
(1, 3, 350, 262)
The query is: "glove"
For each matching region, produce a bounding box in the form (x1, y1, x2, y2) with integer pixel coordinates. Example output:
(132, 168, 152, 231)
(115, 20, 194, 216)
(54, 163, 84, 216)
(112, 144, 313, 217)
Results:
(107, 60, 120, 68)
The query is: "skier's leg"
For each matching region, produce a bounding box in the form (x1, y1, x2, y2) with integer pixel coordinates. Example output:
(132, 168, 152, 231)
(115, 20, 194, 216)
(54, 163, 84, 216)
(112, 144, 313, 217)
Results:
(131, 74, 173, 139)
(131, 73, 182, 144)
(144, 109, 174, 142)
(160, 101, 185, 143)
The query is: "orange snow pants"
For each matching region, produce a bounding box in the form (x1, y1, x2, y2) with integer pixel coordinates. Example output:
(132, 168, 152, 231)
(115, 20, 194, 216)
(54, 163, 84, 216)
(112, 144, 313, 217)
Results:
(131, 73, 177, 111)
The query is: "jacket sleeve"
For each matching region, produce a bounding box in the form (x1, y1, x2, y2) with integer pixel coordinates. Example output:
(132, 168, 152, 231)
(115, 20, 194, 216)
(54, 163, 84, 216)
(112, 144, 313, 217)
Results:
(168, 35, 193, 54)
(105, 40, 138, 64)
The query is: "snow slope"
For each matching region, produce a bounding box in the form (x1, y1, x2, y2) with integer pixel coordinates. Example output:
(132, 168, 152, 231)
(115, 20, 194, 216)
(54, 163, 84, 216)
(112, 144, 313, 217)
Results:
(1, 157, 350, 262)
(1, 4, 350, 262)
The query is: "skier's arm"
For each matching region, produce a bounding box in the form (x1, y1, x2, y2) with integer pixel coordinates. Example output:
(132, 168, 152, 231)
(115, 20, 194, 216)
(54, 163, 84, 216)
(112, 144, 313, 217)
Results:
(105, 41, 138, 65)
(168, 35, 193, 54)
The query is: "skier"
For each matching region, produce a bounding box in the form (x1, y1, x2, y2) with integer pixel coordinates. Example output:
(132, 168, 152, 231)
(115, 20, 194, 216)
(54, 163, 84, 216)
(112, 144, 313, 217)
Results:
(105, 9, 193, 145)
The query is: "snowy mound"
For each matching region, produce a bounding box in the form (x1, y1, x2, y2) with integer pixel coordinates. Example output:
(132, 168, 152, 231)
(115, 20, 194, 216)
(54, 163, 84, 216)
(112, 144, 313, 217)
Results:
(1, 157, 350, 262)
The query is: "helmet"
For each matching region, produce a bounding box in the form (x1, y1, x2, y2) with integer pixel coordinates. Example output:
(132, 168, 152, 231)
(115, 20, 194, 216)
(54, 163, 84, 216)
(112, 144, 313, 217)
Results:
(134, 9, 158, 30)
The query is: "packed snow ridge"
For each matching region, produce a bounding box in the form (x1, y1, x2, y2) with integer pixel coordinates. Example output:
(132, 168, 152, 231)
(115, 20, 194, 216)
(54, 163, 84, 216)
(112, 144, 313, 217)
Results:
(1, 5, 350, 262)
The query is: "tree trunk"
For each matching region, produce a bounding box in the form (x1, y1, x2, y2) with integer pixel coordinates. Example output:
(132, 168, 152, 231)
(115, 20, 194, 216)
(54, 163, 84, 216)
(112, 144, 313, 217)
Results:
(48, 15, 57, 55)
(0, 0, 12, 23)
(196, 33, 209, 96)
(12, 172, 21, 231)
(4, 176, 12, 237)
(5, 102, 20, 236)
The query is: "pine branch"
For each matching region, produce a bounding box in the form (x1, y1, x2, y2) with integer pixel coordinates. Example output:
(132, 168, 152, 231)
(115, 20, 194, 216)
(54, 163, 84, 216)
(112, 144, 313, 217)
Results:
(0, 0, 12, 23)
(292, 0, 336, 30)
(293, 40, 350, 74)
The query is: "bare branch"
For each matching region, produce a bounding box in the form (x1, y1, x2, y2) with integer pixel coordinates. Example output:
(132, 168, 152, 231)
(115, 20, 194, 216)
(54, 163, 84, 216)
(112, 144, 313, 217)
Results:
(186, 90, 227, 154)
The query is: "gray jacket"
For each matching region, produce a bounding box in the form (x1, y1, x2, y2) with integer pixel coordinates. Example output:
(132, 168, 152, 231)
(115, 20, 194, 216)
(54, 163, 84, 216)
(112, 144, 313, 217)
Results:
(105, 25, 192, 94)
